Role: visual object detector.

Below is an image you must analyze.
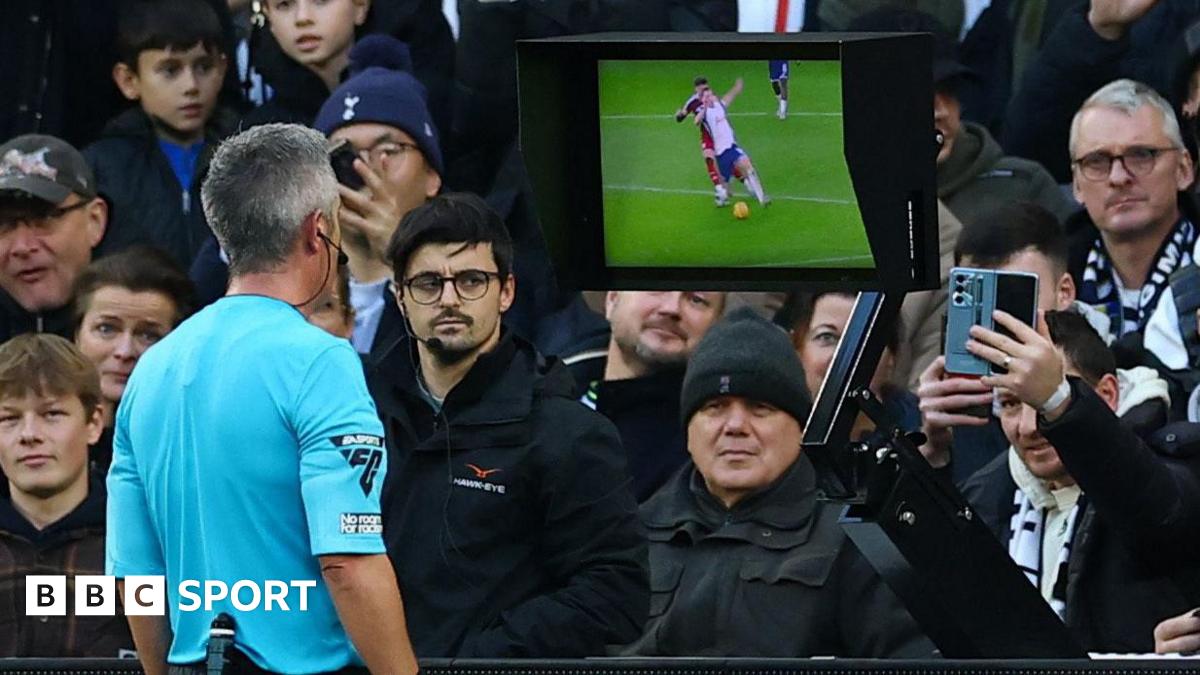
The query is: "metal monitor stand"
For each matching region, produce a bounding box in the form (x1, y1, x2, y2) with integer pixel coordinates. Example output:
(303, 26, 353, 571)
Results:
(809, 292, 1086, 658)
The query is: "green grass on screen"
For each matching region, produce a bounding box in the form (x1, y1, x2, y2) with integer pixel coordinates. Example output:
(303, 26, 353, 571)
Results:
(599, 59, 873, 269)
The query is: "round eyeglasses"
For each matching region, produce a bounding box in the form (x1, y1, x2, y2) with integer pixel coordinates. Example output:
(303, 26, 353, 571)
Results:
(403, 269, 500, 305)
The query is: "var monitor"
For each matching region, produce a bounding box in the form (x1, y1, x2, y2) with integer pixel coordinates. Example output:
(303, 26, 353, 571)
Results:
(518, 33, 939, 291)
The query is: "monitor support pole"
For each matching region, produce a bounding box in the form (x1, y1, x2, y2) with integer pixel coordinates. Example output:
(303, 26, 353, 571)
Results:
(825, 293, 1086, 658)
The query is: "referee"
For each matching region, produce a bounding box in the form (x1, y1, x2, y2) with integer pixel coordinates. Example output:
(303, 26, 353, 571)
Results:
(106, 124, 418, 675)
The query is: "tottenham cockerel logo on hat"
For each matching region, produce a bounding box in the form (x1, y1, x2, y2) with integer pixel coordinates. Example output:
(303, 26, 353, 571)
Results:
(342, 95, 361, 121)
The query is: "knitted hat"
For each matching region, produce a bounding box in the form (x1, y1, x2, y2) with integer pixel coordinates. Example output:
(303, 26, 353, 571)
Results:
(680, 307, 813, 427)
(0, 134, 96, 204)
(314, 35, 443, 175)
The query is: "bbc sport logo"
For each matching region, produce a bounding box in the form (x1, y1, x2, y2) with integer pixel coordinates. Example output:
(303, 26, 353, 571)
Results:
(26, 576, 317, 616)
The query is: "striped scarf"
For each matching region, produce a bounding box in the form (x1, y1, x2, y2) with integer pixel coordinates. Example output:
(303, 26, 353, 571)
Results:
(1008, 488, 1083, 618)
(1080, 219, 1195, 338)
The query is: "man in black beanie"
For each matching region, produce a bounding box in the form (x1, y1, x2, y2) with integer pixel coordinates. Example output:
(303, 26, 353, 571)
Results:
(621, 307, 933, 657)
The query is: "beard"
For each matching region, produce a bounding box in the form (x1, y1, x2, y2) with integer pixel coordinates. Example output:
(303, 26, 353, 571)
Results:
(427, 338, 478, 366)
(614, 328, 689, 373)
(424, 310, 483, 365)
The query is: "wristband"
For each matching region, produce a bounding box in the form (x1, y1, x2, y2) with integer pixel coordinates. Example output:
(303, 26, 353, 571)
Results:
(1038, 379, 1071, 414)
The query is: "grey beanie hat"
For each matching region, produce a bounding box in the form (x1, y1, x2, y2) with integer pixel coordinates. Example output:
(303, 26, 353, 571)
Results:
(680, 306, 813, 427)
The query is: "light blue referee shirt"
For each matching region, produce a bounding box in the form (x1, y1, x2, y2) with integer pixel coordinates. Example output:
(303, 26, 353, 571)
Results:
(107, 296, 387, 673)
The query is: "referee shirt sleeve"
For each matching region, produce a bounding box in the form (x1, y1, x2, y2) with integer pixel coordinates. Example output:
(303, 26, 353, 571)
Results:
(295, 342, 388, 556)
(106, 392, 166, 577)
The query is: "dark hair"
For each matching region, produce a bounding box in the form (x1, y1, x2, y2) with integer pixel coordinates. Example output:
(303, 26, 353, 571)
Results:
(387, 192, 513, 282)
(694, 76, 709, 87)
(1045, 309, 1115, 385)
(775, 290, 901, 355)
(72, 246, 198, 332)
(116, 0, 225, 69)
(0, 334, 101, 415)
(953, 202, 1068, 272)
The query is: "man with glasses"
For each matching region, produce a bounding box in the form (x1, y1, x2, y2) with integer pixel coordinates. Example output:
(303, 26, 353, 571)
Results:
(1067, 79, 1197, 342)
(365, 192, 648, 657)
(0, 135, 108, 343)
(313, 38, 443, 357)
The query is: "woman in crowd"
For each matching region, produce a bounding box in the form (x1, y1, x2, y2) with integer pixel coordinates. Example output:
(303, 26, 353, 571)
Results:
(72, 246, 197, 473)
(777, 290, 920, 485)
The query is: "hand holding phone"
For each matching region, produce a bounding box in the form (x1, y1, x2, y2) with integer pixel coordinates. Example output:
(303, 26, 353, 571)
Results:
(916, 356, 993, 467)
(967, 309, 1066, 414)
(329, 140, 366, 191)
(945, 267, 1039, 376)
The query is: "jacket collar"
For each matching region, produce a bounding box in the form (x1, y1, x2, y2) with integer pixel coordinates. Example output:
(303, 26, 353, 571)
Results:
(642, 455, 820, 550)
(595, 366, 685, 413)
(372, 329, 571, 450)
(100, 106, 239, 145)
(0, 289, 74, 340)
(0, 474, 107, 545)
(937, 121, 1001, 197)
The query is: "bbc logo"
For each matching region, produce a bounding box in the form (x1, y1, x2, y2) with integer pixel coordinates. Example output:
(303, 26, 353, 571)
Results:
(26, 575, 159, 616)
(27, 576, 316, 616)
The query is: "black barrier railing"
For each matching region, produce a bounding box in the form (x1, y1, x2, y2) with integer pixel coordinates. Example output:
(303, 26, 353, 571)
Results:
(2, 659, 1200, 675)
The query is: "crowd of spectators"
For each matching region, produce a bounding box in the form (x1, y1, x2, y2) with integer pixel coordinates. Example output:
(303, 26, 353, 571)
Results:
(4, 0, 1200, 663)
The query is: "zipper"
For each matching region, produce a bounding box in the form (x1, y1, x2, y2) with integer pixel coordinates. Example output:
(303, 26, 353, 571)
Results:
(181, 190, 191, 215)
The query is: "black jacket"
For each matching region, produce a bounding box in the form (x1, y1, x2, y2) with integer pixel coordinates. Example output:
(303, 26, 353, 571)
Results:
(566, 353, 690, 503)
(83, 106, 239, 266)
(960, 378, 1200, 653)
(0, 290, 74, 345)
(621, 457, 934, 657)
(366, 331, 648, 657)
(1002, 2, 1200, 182)
(0, 477, 134, 656)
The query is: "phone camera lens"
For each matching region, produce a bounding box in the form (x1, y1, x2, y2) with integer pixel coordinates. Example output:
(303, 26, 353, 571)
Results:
(952, 293, 964, 305)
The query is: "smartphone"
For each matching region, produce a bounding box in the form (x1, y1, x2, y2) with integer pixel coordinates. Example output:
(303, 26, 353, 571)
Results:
(329, 140, 365, 190)
(944, 267, 1039, 376)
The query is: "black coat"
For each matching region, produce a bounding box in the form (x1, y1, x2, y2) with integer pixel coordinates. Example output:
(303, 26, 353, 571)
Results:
(1001, 2, 1200, 182)
(0, 290, 74, 345)
(83, 106, 238, 267)
(960, 378, 1200, 653)
(365, 331, 648, 657)
(566, 353, 690, 503)
(622, 457, 934, 657)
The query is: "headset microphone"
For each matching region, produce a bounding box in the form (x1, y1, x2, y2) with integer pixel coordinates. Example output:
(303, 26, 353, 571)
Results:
(398, 292, 446, 350)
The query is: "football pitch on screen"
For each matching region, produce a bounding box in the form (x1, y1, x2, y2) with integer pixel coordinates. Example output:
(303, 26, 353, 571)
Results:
(598, 60, 874, 269)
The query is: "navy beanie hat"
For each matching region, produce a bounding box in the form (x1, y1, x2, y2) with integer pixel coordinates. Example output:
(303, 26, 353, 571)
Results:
(314, 35, 443, 176)
(680, 307, 813, 428)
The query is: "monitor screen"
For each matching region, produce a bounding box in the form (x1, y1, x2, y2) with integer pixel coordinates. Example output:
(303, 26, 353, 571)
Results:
(517, 33, 938, 292)
(598, 59, 872, 270)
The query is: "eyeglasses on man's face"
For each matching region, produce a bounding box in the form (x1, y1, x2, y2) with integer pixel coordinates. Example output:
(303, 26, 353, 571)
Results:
(403, 269, 501, 305)
(357, 141, 420, 167)
(1072, 146, 1180, 181)
(0, 198, 90, 235)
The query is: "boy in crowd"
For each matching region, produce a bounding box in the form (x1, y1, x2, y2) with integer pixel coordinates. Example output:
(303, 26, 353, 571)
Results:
(243, 0, 370, 126)
(84, 0, 237, 267)
(0, 334, 133, 657)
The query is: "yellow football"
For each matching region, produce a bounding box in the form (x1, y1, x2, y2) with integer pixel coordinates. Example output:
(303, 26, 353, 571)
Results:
(733, 201, 750, 219)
